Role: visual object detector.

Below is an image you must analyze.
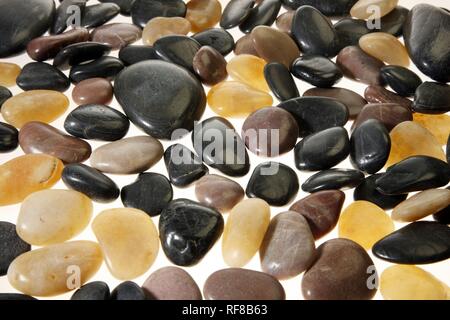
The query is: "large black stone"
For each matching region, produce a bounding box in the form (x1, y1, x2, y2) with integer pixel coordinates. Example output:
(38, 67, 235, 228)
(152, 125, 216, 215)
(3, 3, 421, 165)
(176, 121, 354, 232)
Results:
(433, 187, 450, 225)
(0, 122, 19, 153)
(0, 86, 12, 109)
(16, 62, 70, 92)
(69, 56, 124, 83)
(0, 222, 31, 276)
(192, 28, 235, 57)
(239, 0, 281, 34)
(302, 169, 365, 193)
(380, 65, 422, 97)
(264, 62, 299, 102)
(281, 0, 358, 16)
(291, 55, 343, 88)
(412, 82, 450, 114)
(118, 45, 158, 66)
(220, 0, 255, 29)
(131, 0, 186, 28)
(52, 0, 87, 35)
(53, 42, 112, 70)
(111, 282, 146, 300)
(154, 35, 201, 72)
(71, 281, 110, 300)
(81, 3, 120, 28)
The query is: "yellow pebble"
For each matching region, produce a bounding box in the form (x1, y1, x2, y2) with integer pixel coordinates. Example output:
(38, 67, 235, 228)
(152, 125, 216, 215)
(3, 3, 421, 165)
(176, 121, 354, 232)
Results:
(359, 32, 409, 66)
(186, 0, 222, 33)
(226, 54, 270, 92)
(0, 62, 21, 87)
(413, 113, 450, 145)
(142, 17, 191, 45)
(351, 0, 398, 20)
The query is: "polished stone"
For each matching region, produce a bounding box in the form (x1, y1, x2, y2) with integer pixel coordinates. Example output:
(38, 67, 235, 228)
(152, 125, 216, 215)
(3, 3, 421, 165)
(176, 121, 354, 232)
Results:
(334, 18, 371, 48)
(378, 6, 409, 36)
(192, 28, 235, 56)
(111, 282, 146, 300)
(413, 82, 450, 114)
(131, 0, 187, 28)
(380, 65, 422, 97)
(0, 122, 18, 153)
(281, 0, 357, 16)
(352, 103, 412, 131)
(264, 62, 299, 101)
(186, 0, 222, 33)
(81, 3, 120, 28)
(99, 0, 135, 15)
(69, 56, 124, 83)
(72, 78, 113, 105)
(359, 32, 410, 66)
(239, 0, 281, 34)
(0, 86, 12, 108)
(118, 45, 158, 65)
(227, 54, 269, 92)
(350, 0, 398, 19)
(142, 17, 191, 46)
(91, 23, 142, 50)
(71, 281, 110, 300)
(0, 63, 21, 87)
(413, 113, 450, 145)
(275, 10, 294, 34)
(53, 42, 111, 70)
(193, 46, 228, 86)
(0, 222, 31, 276)
(291, 55, 343, 88)
(220, 0, 254, 29)
(302, 168, 365, 193)
(16, 62, 70, 92)
(52, 0, 86, 35)
(234, 34, 260, 57)
(0, 294, 36, 301)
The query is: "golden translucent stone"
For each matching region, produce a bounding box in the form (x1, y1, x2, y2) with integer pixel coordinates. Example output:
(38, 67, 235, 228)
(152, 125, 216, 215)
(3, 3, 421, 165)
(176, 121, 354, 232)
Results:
(207, 81, 273, 117)
(351, 0, 398, 19)
(186, 0, 222, 33)
(226, 54, 270, 92)
(17, 190, 93, 246)
(0, 62, 21, 87)
(0, 154, 64, 206)
(338, 200, 395, 250)
(359, 32, 409, 66)
(387, 121, 446, 167)
(7, 241, 103, 297)
(413, 113, 450, 145)
(222, 198, 271, 267)
(381, 265, 449, 300)
(1, 90, 69, 128)
(142, 17, 191, 46)
(92, 208, 159, 280)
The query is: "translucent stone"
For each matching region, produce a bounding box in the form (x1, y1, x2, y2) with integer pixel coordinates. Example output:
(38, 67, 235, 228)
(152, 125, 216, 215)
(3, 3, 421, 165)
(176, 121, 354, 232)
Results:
(226, 54, 270, 92)
(351, 0, 399, 20)
(413, 113, 450, 145)
(186, 0, 222, 33)
(142, 17, 191, 46)
(359, 32, 409, 66)
(0, 62, 21, 87)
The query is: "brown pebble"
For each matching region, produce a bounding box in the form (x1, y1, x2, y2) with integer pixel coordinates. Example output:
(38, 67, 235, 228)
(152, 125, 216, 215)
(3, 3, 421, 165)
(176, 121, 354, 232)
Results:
(72, 78, 113, 105)
(234, 34, 260, 57)
(186, 0, 222, 33)
(192, 46, 228, 86)
(276, 10, 295, 34)
(364, 85, 413, 110)
(352, 103, 413, 131)
(91, 23, 142, 50)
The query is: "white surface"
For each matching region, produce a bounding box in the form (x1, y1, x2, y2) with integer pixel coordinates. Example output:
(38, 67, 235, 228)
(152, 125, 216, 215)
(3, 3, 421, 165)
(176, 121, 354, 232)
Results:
(0, 0, 449, 300)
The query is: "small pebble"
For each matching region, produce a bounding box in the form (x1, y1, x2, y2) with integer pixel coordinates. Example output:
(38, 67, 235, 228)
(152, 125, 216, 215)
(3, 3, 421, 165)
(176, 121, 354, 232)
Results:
(142, 17, 191, 46)
(413, 82, 450, 114)
(53, 42, 111, 70)
(352, 103, 412, 131)
(359, 32, 409, 66)
(234, 33, 260, 56)
(154, 35, 201, 71)
(264, 62, 299, 101)
(71, 78, 114, 105)
(91, 23, 142, 50)
(291, 55, 343, 88)
(220, 0, 255, 29)
(380, 65, 422, 97)
(193, 46, 228, 86)
(69, 56, 124, 83)
(131, 0, 186, 28)
(0, 62, 21, 87)
(192, 28, 235, 56)
(239, 0, 281, 34)
(0, 222, 31, 276)
(186, 0, 222, 33)
(81, 3, 120, 28)
(227, 54, 269, 92)
(334, 17, 371, 48)
(118, 45, 159, 65)
(110, 281, 146, 300)
(0, 122, 19, 153)
(71, 281, 110, 300)
(364, 85, 413, 110)
(275, 10, 294, 34)
(0, 86, 12, 108)
(302, 168, 365, 193)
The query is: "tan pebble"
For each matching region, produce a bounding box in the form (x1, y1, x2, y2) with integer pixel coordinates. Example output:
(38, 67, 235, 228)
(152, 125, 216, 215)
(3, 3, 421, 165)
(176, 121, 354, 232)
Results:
(142, 17, 191, 46)
(351, 0, 398, 19)
(227, 54, 269, 92)
(186, 0, 222, 33)
(359, 32, 409, 66)
(0, 62, 21, 87)
(413, 113, 450, 145)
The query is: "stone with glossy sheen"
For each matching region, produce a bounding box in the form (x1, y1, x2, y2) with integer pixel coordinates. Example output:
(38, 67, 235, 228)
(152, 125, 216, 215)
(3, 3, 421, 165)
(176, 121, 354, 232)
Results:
(352, 103, 412, 131)
(227, 54, 269, 92)
(413, 82, 450, 114)
(72, 78, 114, 105)
(292, 55, 343, 88)
(111, 282, 146, 300)
(52, 0, 86, 35)
(131, 0, 187, 28)
(0, 222, 31, 276)
(264, 62, 299, 101)
(17, 62, 70, 92)
(359, 32, 409, 66)
(69, 56, 124, 83)
(118, 45, 158, 66)
(186, 0, 222, 33)
(413, 113, 450, 145)
(81, 3, 120, 28)
(220, 0, 254, 29)
(71, 281, 110, 300)
(0, 86, 12, 109)
(302, 169, 365, 193)
(350, 0, 398, 19)
(99, 0, 135, 15)
(193, 46, 228, 86)
(192, 28, 235, 56)
(0, 294, 36, 301)
(0, 122, 19, 153)
(378, 6, 409, 36)
(0, 63, 21, 87)
(334, 18, 371, 48)
(239, 0, 281, 34)
(234, 34, 260, 57)
(53, 42, 112, 70)
(380, 65, 422, 97)
(142, 17, 191, 46)
(282, 0, 357, 16)
(91, 23, 142, 50)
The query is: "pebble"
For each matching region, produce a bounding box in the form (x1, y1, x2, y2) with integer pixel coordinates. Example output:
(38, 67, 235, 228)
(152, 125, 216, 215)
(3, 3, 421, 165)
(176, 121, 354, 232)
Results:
(17, 189, 92, 246)
(192, 28, 235, 56)
(352, 103, 412, 131)
(186, 0, 222, 33)
(111, 281, 146, 300)
(118, 45, 158, 65)
(72, 78, 114, 106)
(121, 173, 173, 217)
(302, 168, 365, 193)
(264, 62, 299, 101)
(242, 107, 299, 156)
(220, 0, 254, 29)
(334, 18, 371, 48)
(246, 162, 299, 206)
(91, 23, 142, 50)
(71, 281, 110, 300)
(294, 127, 350, 171)
(159, 199, 224, 266)
(260, 212, 316, 280)
(131, 0, 187, 28)
(7, 241, 102, 297)
(350, 0, 398, 19)
(275, 10, 294, 34)
(193, 46, 228, 86)
(19, 121, 92, 164)
(380, 65, 422, 97)
(90, 136, 163, 174)
(434, 204, 450, 225)
(222, 199, 270, 267)
(372, 221, 450, 264)
(53, 42, 112, 70)
(0, 294, 37, 301)
(282, 0, 358, 15)
(0, 222, 31, 276)
(204, 268, 285, 300)
(0, 86, 12, 108)
(359, 32, 409, 67)
(115, 60, 206, 139)
(302, 238, 377, 300)
(16, 62, 70, 92)
(142, 17, 191, 46)
(164, 144, 209, 187)
(81, 3, 120, 28)
(0, 63, 21, 87)
(99, 0, 135, 15)
(234, 34, 260, 57)
(239, 0, 281, 34)
(62, 163, 120, 203)
(413, 113, 450, 145)
(142, 267, 202, 300)
(338, 201, 395, 250)
(0, 122, 19, 153)
(92, 208, 159, 280)
(69, 56, 124, 83)
(292, 55, 343, 88)
(378, 6, 409, 36)
(52, 0, 86, 35)
(227, 54, 269, 92)
(413, 82, 450, 114)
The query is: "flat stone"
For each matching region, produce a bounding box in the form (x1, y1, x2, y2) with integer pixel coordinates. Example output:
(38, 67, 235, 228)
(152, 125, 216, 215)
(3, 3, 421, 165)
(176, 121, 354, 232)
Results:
(142, 17, 191, 46)
(246, 162, 299, 206)
(260, 212, 316, 280)
(119, 45, 158, 65)
(16, 62, 70, 92)
(264, 62, 299, 101)
(193, 46, 228, 86)
(239, 0, 281, 34)
(53, 42, 112, 70)
(334, 18, 371, 48)
(81, 3, 120, 28)
(115, 60, 206, 139)
(0, 63, 21, 87)
(378, 6, 409, 36)
(186, 0, 222, 33)
(0, 122, 18, 153)
(7, 241, 102, 297)
(99, 0, 136, 15)
(0, 86, 12, 108)
(281, 0, 358, 16)
(352, 103, 412, 131)
(69, 56, 124, 83)
(295, 127, 350, 171)
(71, 281, 110, 300)
(234, 34, 260, 57)
(227, 54, 269, 92)
(90, 136, 163, 174)
(52, 0, 86, 35)
(192, 28, 235, 56)
(220, 0, 254, 29)
(0, 222, 31, 276)
(359, 32, 409, 66)
(111, 282, 146, 300)
(373, 221, 450, 264)
(0, 154, 63, 206)
(413, 82, 450, 114)
(413, 113, 450, 145)
(17, 189, 92, 246)
(291, 55, 343, 88)
(302, 238, 378, 300)
(131, 0, 186, 28)
(62, 163, 120, 203)
(302, 168, 365, 193)
(91, 23, 142, 50)
(350, 0, 398, 19)
(72, 78, 114, 106)
(222, 199, 270, 267)
(159, 199, 224, 266)
(19, 121, 92, 164)
(142, 267, 202, 300)
(381, 65, 422, 97)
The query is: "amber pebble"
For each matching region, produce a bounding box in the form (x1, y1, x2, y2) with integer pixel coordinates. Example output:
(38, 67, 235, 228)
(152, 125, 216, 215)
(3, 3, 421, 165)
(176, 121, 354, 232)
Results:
(413, 113, 450, 145)
(276, 10, 294, 34)
(386, 121, 446, 167)
(0, 62, 21, 87)
(359, 32, 409, 67)
(7, 241, 102, 297)
(338, 200, 395, 250)
(207, 81, 273, 117)
(92, 208, 159, 280)
(0, 154, 63, 206)
(351, 0, 398, 19)
(222, 199, 271, 267)
(17, 190, 93, 246)
(234, 34, 260, 57)
(142, 17, 191, 46)
(72, 78, 113, 105)
(364, 85, 413, 110)
(193, 46, 228, 86)
(186, 0, 222, 33)
(227, 54, 269, 92)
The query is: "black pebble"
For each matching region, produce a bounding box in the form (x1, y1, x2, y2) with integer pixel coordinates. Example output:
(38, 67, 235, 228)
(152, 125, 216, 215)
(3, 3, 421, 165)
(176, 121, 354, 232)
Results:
(0, 122, 19, 153)
(69, 56, 124, 83)
(52, 0, 87, 35)
(220, 0, 255, 29)
(118, 45, 159, 66)
(291, 55, 343, 88)
(378, 6, 409, 37)
(99, 0, 136, 16)
(71, 281, 110, 300)
(16, 62, 70, 92)
(335, 18, 371, 48)
(281, 0, 358, 17)
(53, 42, 112, 70)
(0, 294, 37, 300)
(154, 35, 201, 72)
(239, 0, 281, 34)
(302, 168, 365, 193)
(111, 281, 146, 300)
(264, 62, 299, 101)
(0, 221, 31, 276)
(131, 0, 186, 28)
(81, 3, 120, 28)
(192, 28, 235, 56)
(413, 82, 450, 114)
(0, 86, 12, 109)
(380, 65, 422, 97)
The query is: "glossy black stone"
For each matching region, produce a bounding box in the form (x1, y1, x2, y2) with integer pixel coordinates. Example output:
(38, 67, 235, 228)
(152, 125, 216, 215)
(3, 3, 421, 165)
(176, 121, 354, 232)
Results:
(291, 55, 343, 88)
(52, 0, 87, 35)
(111, 282, 146, 300)
(335, 18, 371, 48)
(0, 122, 19, 153)
(350, 119, 390, 174)
(71, 282, 110, 300)
(412, 82, 450, 114)
(121, 173, 173, 217)
(53, 42, 112, 70)
(0, 222, 31, 276)
(62, 163, 120, 203)
(164, 144, 209, 187)
(159, 199, 224, 266)
(114, 60, 206, 140)
(379, 6, 409, 37)
(403, 4, 450, 83)
(0, 0, 55, 57)
(64, 104, 130, 141)
(354, 174, 408, 210)
(291, 6, 341, 58)
(220, 0, 255, 29)
(372, 221, 450, 264)
(16, 62, 70, 92)
(302, 169, 365, 193)
(154, 35, 201, 72)
(433, 187, 450, 224)
(281, 0, 358, 16)
(246, 162, 299, 206)
(131, 0, 187, 28)
(192, 28, 235, 56)
(0, 86, 12, 109)
(239, 0, 281, 34)
(192, 117, 250, 177)
(118, 45, 158, 65)
(376, 156, 450, 195)
(264, 62, 299, 101)
(99, 0, 135, 16)
(278, 97, 349, 137)
(294, 127, 349, 171)
(69, 56, 124, 83)
(380, 65, 422, 97)
(81, 3, 120, 28)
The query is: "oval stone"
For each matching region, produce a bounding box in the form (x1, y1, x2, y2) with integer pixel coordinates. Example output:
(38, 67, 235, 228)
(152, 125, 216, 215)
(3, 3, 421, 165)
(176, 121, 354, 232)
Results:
(282, 0, 358, 15)
(350, 0, 398, 19)
(186, 0, 222, 33)
(380, 65, 422, 97)
(80, 3, 120, 28)
(131, 0, 187, 28)
(352, 103, 412, 131)
(0, 122, 19, 153)
(413, 82, 450, 114)
(239, 0, 281, 34)
(220, 0, 255, 29)
(53, 42, 112, 70)
(111, 282, 146, 300)
(227, 54, 269, 92)
(302, 168, 365, 193)
(71, 78, 114, 105)
(0, 63, 21, 87)
(264, 62, 299, 101)
(193, 46, 228, 86)
(16, 62, 70, 92)
(413, 113, 450, 145)
(0, 222, 31, 276)
(71, 281, 110, 300)
(359, 32, 409, 66)
(153, 35, 201, 71)
(118, 45, 159, 66)
(291, 55, 343, 88)
(91, 23, 142, 50)
(142, 17, 191, 46)
(69, 56, 124, 83)
(192, 28, 235, 56)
